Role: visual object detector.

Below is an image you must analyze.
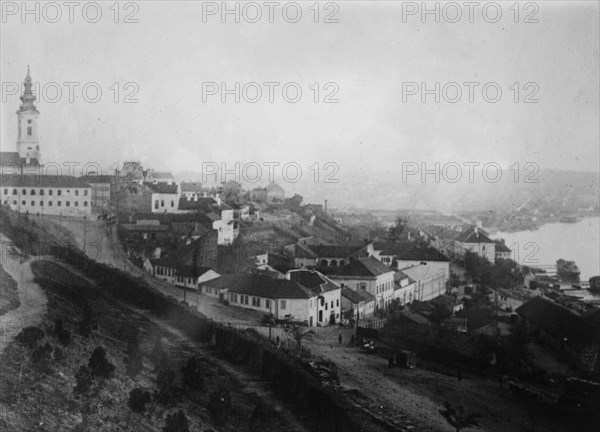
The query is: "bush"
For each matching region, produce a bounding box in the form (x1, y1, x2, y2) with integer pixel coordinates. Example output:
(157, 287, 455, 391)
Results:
(79, 302, 96, 337)
(16, 326, 45, 348)
(207, 388, 231, 424)
(128, 388, 151, 413)
(163, 410, 190, 432)
(155, 366, 181, 405)
(74, 365, 93, 395)
(54, 319, 72, 346)
(181, 356, 204, 391)
(125, 335, 144, 378)
(31, 342, 53, 364)
(88, 346, 115, 379)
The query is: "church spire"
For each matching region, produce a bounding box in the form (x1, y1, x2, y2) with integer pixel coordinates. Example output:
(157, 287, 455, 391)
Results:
(19, 65, 38, 113)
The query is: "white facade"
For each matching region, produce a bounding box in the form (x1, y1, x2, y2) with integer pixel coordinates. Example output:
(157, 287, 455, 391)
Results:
(396, 259, 450, 283)
(1, 183, 92, 217)
(331, 272, 395, 312)
(399, 264, 446, 303)
(152, 192, 179, 213)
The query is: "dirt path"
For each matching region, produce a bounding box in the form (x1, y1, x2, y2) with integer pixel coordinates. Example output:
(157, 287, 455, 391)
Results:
(0, 233, 47, 355)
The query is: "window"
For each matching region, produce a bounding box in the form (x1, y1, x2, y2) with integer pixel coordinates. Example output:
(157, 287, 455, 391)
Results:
(84, 201, 88, 207)
(75, 190, 79, 196)
(336, 299, 339, 307)
(280, 300, 286, 310)
(12, 189, 17, 195)
(66, 201, 70, 207)
(171, 200, 174, 208)
(27, 126, 32, 136)
(49, 189, 53, 196)
(22, 189, 27, 195)
(39, 189, 44, 195)
(57, 201, 61, 207)
(161, 200, 164, 207)
(3, 189, 6, 194)
(21, 200, 26, 205)
(265, 299, 271, 309)
(49, 201, 53, 206)
(30, 189, 35, 195)
(74, 201, 79, 207)
(31, 201, 35, 206)
(39, 201, 43, 206)
(57, 190, 62, 196)
(13, 200, 17, 205)
(154, 200, 159, 210)
(84, 190, 88, 196)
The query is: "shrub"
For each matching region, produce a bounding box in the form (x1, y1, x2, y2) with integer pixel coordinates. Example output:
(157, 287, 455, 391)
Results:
(54, 319, 72, 346)
(74, 365, 93, 395)
(79, 302, 96, 337)
(181, 356, 204, 391)
(128, 388, 151, 413)
(31, 342, 53, 364)
(155, 366, 181, 405)
(207, 388, 231, 424)
(125, 335, 144, 378)
(163, 410, 190, 432)
(16, 326, 45, 348)
(88, 346, 115, 379)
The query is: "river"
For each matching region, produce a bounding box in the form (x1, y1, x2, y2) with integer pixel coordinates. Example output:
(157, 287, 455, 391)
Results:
(494, 217, 600, 302)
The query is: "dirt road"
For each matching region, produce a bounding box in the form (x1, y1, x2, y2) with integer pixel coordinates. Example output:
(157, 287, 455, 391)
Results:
(0, 233, 47, 355)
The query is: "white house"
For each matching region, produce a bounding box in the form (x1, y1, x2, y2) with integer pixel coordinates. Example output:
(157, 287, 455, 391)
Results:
(1, 175, 93, 217)
(454, 226, 496, 264)
(148, 182, 180, 214)
(174, 266, 220, 289)
(321, 256, 395, 312)
(287, 269, 342, 326)
(398, 264, 446, 303)
(341, 287, 375, 320)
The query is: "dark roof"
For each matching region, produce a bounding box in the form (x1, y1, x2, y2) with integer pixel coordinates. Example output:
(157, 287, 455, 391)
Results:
(494, 240, 511, 252)
(308, 244, 367, 259)
(150, 255, 181, 268)
(378, 241, 450, 262)
(0, 152, 41, 167)
(147, 171, 174, 179)
(175, 266, 215, 278)
(178, 196, 217, 211)
(180, 182, 205, 192)
(341, 287, 375, 304)
(516, 297, 600, 351)
(455, 227, 494, 244)
(146, 183, 178, 194)
(398, 310, 431, 325)
(322, 256, 393, 278)
(288, 270, 340, 295)
(2, 174, 90, 188)
(202, 274, 312, 299)
(84, 175, 115, 184)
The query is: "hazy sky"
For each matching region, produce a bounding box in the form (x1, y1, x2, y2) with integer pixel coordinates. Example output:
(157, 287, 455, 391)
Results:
(1, 1, 599, 185)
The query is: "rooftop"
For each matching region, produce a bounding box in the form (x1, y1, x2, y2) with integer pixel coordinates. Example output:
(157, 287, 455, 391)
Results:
(1, 174, 90, 188)
(202, 274, 313, 299)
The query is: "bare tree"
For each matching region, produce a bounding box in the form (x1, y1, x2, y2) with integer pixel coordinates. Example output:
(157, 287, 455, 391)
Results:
(284, 324, 315, 357)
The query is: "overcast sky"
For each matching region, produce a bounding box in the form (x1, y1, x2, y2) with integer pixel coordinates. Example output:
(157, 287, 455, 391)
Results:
(1, 1, 598, 186)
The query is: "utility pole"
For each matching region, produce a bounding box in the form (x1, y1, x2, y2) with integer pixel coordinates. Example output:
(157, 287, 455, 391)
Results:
(83, 215, 87, 251)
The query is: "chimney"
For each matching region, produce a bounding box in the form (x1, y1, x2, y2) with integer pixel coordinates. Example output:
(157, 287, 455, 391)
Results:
(474, 226, 479, 237)
(324, 199, 328, 214)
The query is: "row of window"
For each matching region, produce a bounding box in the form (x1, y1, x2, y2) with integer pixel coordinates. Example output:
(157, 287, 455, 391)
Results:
(376, 280, 393, 295)
(229, 293, 274, 309)
(9, 200, 88, 207)
(3, 188, 88, 196)
(154, 200, 175, 209)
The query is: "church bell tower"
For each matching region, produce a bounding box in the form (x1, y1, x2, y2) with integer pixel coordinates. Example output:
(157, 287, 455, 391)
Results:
(16, 66, 41, 162)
